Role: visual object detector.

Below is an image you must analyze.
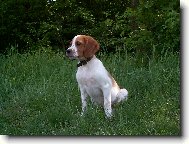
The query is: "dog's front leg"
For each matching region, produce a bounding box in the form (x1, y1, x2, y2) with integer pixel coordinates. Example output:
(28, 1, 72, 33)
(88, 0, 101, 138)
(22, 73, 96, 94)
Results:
(103, 87, 112, 118)
(80, 89, 88, 116)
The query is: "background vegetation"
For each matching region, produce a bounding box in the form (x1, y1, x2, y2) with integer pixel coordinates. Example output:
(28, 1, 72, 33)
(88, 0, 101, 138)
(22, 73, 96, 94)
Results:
(0, 0, 180, 135)
(1, 0, 179, 56)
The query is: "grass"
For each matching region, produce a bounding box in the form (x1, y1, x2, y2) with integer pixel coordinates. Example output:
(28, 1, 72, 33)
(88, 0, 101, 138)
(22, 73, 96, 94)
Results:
(0, 49, 180, 135)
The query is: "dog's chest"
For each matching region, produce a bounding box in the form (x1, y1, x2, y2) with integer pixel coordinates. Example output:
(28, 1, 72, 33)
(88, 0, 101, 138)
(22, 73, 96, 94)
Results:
(76, 66, 104, 104)
(76, 59, 113, 105)
(76, 58, 110, 88)
(76, 66, 98, 86)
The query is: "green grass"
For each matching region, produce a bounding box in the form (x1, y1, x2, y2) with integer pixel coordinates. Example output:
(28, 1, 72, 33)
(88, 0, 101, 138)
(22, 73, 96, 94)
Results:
(0, 49, 180, 135)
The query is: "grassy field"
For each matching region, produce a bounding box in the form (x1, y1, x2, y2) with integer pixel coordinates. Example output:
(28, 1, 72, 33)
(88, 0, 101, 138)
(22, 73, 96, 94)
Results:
(0, 49, 180, 135)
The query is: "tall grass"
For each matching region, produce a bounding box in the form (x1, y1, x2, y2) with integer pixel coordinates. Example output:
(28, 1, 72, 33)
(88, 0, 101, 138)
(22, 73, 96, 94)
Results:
(0, 49, 180, 135)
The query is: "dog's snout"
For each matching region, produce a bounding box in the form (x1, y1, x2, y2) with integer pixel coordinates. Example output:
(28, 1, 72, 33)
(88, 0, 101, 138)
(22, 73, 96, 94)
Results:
(66, 49, 71, 54)
(66, 47, 77, 60)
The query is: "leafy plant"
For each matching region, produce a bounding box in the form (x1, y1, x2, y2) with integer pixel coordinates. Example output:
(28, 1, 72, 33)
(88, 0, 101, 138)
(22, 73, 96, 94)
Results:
(0, 0, 179, 57)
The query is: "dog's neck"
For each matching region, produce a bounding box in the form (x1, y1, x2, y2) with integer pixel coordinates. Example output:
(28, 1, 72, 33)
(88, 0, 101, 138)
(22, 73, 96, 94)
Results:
(77, 56, 94, 67)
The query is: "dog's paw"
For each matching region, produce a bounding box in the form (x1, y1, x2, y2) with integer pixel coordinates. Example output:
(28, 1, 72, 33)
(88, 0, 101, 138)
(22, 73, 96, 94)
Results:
(105, 109, 112, 119)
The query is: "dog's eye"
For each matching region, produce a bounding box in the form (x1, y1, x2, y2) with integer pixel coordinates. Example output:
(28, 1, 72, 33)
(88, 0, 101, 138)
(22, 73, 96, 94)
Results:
(76, 41, 81, 46)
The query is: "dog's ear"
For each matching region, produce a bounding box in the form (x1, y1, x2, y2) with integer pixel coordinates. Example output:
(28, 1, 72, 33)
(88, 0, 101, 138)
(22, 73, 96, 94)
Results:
(83, 36, 99, 58)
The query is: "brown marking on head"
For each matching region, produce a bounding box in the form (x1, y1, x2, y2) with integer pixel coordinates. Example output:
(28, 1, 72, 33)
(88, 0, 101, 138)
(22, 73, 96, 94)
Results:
(75, 35, 99, 60)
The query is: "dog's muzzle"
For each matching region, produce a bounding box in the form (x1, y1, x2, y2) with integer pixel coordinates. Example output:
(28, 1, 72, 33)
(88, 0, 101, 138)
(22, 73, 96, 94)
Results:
(66, 48, 76, 60)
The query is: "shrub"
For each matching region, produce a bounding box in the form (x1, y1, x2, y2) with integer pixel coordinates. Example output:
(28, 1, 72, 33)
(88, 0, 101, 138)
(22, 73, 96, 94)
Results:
(0, 0, 179, 57)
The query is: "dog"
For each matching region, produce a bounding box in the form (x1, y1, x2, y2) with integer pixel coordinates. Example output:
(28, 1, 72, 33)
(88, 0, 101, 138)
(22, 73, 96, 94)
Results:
(66, 35, 128, 118)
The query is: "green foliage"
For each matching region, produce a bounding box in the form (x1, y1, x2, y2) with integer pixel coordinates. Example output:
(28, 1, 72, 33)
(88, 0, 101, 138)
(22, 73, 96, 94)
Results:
(0, 49, 180, 135)
(95, 0, 180, 56)
(1, 0, 179, 57)
(1, 0, 49, 52)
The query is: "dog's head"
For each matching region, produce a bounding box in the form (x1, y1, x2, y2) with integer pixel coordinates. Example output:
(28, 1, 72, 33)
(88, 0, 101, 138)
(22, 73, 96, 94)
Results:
(66, 35, 99, 61)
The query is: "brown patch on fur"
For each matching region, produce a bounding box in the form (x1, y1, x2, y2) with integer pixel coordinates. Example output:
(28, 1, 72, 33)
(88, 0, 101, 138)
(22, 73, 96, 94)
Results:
(108, 72, 120, 89)
(75, 35, 99, 60)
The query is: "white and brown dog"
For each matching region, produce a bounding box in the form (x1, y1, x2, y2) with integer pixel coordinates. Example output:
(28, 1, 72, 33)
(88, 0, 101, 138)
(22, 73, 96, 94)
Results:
(66, 35, 128, 118)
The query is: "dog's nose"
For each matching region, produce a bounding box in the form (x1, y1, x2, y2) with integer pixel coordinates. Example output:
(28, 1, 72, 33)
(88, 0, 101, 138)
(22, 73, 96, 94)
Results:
(66, 49, 71, 54)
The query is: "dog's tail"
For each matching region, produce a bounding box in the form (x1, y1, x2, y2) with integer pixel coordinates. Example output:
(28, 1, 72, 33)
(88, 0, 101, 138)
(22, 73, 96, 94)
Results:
(117, 88, 128, 103)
